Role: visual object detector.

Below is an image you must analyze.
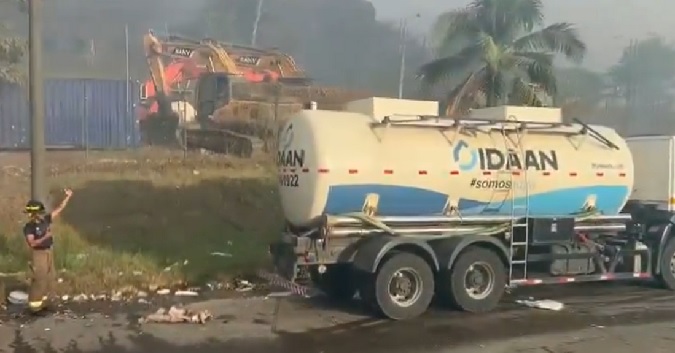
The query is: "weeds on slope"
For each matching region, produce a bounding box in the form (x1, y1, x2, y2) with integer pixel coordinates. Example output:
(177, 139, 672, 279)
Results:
(0, 148, 282, 292)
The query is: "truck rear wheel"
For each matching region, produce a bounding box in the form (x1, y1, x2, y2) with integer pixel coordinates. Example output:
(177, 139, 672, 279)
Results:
(372, 252, 434, 320)
(443, 246, 506, 313)
(656, 236, 675, 290)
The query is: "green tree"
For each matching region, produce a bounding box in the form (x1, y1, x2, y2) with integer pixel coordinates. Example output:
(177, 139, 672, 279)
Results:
(419, 0, 586, 114)
(0, 24, 25, 84)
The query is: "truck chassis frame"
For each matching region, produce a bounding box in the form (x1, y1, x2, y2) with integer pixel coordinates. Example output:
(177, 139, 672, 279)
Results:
(268, 211, 675, 320)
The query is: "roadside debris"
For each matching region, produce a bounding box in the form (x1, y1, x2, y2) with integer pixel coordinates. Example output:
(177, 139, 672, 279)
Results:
(516, 298, 564, 311)
(174, 290, 199, 297)
(210, 252, 232, 257)
(8, 291, 28, 305)
(139, 306, 212, 324)
(235, 279, 254, 292)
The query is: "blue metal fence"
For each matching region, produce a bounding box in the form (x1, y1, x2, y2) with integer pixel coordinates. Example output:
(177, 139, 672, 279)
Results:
(0, 79, 141, 149)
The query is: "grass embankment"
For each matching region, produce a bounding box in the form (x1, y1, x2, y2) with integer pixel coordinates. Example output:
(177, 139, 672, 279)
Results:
(0, 148, 282, 293)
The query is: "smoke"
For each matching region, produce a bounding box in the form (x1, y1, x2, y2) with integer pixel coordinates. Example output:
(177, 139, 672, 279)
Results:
(251, 0, 264, 46)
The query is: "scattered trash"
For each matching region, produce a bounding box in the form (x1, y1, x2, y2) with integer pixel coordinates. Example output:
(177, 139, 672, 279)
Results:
(61, 295, 69, 301)
(73, 294, 88, 302)
(57, 278, 64, 284)
(138, 298, 149, 304)
(110, 293, 122, 302)
(137, 291, 148, 298)
(156, 289, 171, 295)
(516, 298, 564, 311)
(234, 279, 254, 292)
(210, 252, 232, 257)
(132, 271, 143, 276)
(139, 306, 212, 324)
(266, 291, 292, 298)
(8, 291, 28, 305)
(205, 281, 223, 291)
(90, 294, 106, 301)
(174, 290, 199, 297)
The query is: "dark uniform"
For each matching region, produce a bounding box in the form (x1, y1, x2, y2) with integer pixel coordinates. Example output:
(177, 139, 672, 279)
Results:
(23, 200, 57, 312)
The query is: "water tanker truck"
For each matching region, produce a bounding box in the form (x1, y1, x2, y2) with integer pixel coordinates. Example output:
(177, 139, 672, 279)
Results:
(268, 97, 675, 320)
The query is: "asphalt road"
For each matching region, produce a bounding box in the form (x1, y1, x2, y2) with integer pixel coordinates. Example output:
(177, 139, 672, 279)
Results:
(3, 280, 675, 353)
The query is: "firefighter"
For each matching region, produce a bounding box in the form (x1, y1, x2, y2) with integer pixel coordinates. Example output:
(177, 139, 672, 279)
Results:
(23, 189, 73, 313)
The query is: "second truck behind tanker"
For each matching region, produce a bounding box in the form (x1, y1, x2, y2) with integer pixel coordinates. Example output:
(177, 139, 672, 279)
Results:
(269, 97, 675, 320)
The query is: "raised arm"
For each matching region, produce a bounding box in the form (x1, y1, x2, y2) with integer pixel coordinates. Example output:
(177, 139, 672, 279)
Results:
(50, 189, 73, 219)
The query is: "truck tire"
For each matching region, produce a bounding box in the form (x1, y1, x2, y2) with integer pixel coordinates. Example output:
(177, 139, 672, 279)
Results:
(357, 272, 377, 309)
(310, 265, 357, 301)
(372, 252, 434, 320)
(443, 246, 506, 313)
(656, 236, 675, 290)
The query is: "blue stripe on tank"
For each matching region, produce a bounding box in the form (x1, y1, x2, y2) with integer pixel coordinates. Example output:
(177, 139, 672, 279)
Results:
(323, 184, 629, 216)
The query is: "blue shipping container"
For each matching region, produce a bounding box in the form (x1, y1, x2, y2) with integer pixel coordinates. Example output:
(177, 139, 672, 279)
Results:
(0, 79, 141, 149)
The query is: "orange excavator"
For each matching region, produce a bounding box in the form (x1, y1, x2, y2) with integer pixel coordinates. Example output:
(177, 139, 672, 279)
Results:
(141, 31, 370, 155)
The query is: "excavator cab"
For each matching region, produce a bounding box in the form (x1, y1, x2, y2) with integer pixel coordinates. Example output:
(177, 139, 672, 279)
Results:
(194, 72, 233, 122)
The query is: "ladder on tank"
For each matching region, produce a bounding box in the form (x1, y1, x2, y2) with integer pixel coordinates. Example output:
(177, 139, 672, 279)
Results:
(499, 125, 531, 284)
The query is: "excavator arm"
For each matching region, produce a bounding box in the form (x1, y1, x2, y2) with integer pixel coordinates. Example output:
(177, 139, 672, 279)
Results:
(143, 31, 174, 118)
(274, 53, 305, 78)
(199, 42, 241, 74)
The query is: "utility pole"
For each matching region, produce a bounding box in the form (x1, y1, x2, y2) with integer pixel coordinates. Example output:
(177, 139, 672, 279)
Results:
(29, 0, 46, 201)
(397, 14, 420, 99)
(397, 18, 407, 99)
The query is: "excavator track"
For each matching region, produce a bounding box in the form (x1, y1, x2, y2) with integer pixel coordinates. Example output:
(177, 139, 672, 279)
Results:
(179, 125, 264, 158)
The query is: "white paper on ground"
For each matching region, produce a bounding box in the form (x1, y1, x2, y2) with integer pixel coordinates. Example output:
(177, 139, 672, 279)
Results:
(516, 299, 564, 311)
(8, 290, 28, 305)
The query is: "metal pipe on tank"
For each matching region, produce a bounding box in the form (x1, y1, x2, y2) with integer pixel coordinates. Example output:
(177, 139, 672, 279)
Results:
(327, 214, 632, 227)
(329, 223, 626, 237)
(328, 215, 515, 226)
(574, 224, 626, 232)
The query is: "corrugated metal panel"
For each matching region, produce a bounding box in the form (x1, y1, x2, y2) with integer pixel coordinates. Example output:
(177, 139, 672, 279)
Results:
(0, 79, 140, 149)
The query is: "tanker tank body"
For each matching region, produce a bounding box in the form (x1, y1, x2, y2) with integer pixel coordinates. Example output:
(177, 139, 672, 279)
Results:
(269, 99, 675, 321)
(276, 102, 634, 228)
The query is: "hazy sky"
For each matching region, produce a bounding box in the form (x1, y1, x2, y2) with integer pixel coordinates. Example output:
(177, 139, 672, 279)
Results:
(367, 0, 675, 71)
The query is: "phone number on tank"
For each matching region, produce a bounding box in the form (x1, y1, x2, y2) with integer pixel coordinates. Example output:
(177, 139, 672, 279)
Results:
(279, 174, 299, 187)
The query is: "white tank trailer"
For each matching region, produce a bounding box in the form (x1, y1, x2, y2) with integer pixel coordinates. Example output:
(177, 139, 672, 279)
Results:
(269, 97, 675, 320)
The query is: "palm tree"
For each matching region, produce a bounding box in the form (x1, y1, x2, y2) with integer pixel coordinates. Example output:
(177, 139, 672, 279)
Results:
(418, 0, 586, 115)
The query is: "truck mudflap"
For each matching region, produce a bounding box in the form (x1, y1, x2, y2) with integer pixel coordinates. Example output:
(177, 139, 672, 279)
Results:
(265, 233, 319, 297)
(269, 239, 298, 281)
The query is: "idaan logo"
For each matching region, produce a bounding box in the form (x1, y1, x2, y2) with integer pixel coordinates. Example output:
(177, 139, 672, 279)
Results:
(453, 140, 478, 171)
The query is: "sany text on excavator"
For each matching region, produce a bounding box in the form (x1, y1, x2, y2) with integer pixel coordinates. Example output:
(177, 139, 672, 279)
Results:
(141, 30, 370, 156)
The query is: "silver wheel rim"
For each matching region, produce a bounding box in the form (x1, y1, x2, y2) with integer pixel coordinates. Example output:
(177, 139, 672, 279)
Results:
(387, 267, 422, 307)
(670, 252, 675, 275)
(464, 261, 495, 300)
